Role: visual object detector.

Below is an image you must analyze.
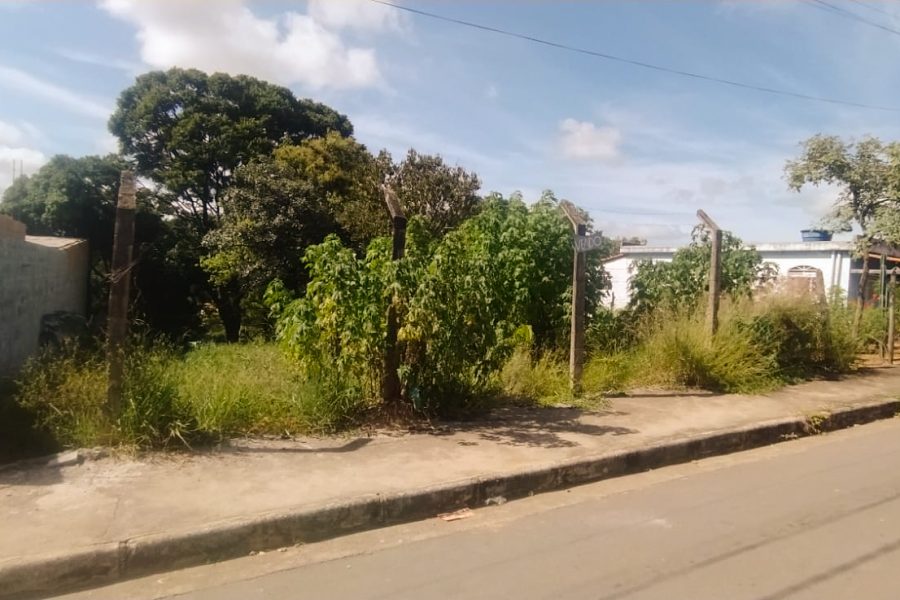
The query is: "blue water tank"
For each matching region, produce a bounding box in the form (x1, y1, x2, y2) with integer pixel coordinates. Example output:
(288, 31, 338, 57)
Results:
(801, 229, 832, 242)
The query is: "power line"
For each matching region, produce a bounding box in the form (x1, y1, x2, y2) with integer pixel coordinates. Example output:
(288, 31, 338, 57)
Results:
(845, 0, 898, 19)
(371, 0, 900, 113)
(808, 0, 900, 37)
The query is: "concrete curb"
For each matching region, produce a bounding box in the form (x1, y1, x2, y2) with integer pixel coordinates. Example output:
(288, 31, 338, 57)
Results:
(3, 399, 898, 599)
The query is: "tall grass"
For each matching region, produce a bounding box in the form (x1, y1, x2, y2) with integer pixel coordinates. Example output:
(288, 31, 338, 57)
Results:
(14, 341, 188, 448)
(12, 340, 371, 450)
(11, 295, 869, 451)
(499, 347, 573, 406)
(629, 308, 777, 393)
(501, 294, 862, 401)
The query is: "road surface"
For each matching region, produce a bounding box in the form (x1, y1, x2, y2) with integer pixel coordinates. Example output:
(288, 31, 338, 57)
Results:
(62, 417, 900, 600)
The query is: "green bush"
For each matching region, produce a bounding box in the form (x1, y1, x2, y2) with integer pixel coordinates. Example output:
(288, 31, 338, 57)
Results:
(628, 227, 776, 316)
(265, 236, 392, 405)
(268, 195, 612, 416)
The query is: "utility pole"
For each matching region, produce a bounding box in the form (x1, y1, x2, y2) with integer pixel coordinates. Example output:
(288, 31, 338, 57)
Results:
(381, 185, 407, 404)
(106, 171, 137, 416)
(560, 201, 588, 395)
(697, 210, 722, 337)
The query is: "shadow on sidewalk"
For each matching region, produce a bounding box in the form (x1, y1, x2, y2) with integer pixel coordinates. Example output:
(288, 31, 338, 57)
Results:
(225, 437, 374, 454)
(0, 461, 64, 486)
(434, 407, 639, 449)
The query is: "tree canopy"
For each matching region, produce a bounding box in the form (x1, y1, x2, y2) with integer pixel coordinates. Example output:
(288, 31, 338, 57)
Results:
(785, 135, 898, 246)
(206, 134, 487, 325)
(388, 150, 482, 238)
(109, 68, 354, 340)
(1, 154, 127, 263)
(0, 154, 202, 335)
(109, 68, 353, 234)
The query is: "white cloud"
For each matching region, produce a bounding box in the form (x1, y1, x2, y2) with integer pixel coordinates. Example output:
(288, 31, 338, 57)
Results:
(0, 65, 112, 119)
(100, 0, 392, 90)
(0, 121, 25, 146)
(307, 0, 405, 32)
(485, 83, 499, 100)
(558, 118, 622, 162)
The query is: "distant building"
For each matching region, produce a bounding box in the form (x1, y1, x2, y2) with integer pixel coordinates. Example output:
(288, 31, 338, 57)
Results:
(602, 240, 900, 309)
(0, 215, 89, 375)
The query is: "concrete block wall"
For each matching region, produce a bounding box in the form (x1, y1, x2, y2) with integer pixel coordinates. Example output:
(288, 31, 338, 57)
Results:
(0, 215, 89, 375)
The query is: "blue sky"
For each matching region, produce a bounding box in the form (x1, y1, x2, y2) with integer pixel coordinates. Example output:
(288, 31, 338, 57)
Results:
(2, 1, 900, 244)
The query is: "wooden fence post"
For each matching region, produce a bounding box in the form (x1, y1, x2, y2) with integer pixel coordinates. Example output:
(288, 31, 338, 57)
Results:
(889, 268, 897, 365)
(560, 201, 587, 395)
(697, 210, 722, 337)
(382, 185, 407, 403)
(107, 171, 137, 416)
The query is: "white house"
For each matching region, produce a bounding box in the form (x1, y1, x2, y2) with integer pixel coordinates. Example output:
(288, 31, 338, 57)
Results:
(600, 240, 890, 309)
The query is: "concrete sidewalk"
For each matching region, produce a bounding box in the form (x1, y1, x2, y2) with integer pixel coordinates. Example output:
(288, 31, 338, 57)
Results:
(3, 367, 900, 598)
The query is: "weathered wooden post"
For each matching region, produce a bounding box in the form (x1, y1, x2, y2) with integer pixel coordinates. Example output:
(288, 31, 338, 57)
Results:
(697, 210, 722, 337)
(107, 171, 137, 415)
(889, 268, 897, 365)
(382, 185, 407, 403)
(560, 201, 587, 395)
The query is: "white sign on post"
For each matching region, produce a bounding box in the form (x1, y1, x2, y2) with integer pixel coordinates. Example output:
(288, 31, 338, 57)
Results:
(574, 233, 605, 253)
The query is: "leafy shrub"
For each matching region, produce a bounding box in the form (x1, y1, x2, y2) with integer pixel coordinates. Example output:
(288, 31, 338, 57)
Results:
(269, 195, 612, 415)
(628, 226, 776, 315)
(398, 206, 530, 410)
(266, 236, 393, 404)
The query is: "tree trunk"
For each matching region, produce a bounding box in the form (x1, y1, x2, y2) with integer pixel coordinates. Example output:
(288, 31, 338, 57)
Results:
(852, 252, 870, 339)
(213, 283, 243, 343)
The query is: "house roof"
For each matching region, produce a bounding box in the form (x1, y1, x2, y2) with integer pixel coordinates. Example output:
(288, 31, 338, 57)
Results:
(602, 241, 859, 264)
(25, 235, 86, 250)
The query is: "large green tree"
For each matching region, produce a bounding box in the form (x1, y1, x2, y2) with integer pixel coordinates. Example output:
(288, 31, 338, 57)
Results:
(202, 133, 383, 335)
(1, 154, 126, 266)
(389, 149, 482, 238)
(785, 135, 894, 243)
(785, 135, 900, 326)
(206, 134, 485, 322)
(109, 68, 353, 340)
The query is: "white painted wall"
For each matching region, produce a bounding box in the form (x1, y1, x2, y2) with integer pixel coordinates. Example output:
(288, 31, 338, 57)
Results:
(602, 242, 854, 309)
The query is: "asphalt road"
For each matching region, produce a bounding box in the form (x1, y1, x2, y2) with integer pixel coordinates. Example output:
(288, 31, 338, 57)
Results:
(63, 418, 900, 600)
